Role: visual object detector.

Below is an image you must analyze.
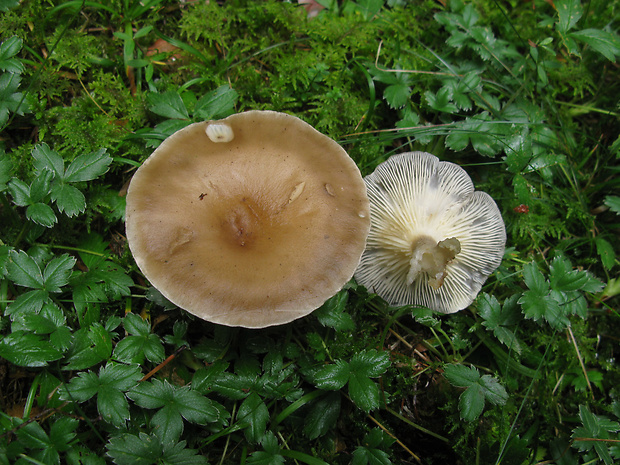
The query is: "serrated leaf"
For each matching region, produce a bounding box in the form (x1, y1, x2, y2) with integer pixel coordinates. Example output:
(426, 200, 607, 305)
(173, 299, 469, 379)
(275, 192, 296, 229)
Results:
(61, 371, 100, 402)
(7, 250, 44, 288)
(238, 392, 269, 443)
(32, 143, 64, 178)
(570, 28, 620, 62)
(0, 331, 64, 367)
(7, 177, 30, 206)
(444, 364, 507, 421)
(350, 349, 391, 378)
(549, 254, 603, 293)
(194, 85, 238, 120)
(519, 292, 564, 327)
(147, 90, 189, 119)
(313, 360, 350, 390)
(348, 373, 381, 412)
(572, 405, 620, 465)
(0, 36, 25, 74)
(425, 87, 458, 113)
(555, 0, 583, 34)
(478, 293, 523, 354)
(605, 195, 620, 215)
(51, 183, 86, 217)
(27, 203, 57, 227)
(106, 433, 163, 465)
(64, 148, 112, 182)
(595, 237, 616, 270)
(314, 291, 355, 331)
(304, 392, 341, 439)
(522, 262, 548, 296)
(5, 289, 49, 316)
(43, 254, 76, 292)
(63, 326, 110, 370)
(383, 83, 411, 109)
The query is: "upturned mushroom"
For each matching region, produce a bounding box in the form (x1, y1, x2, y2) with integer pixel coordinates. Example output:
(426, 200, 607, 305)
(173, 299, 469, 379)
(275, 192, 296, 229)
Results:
(125, 110, 370, 328)
(354, 151, 505, 313)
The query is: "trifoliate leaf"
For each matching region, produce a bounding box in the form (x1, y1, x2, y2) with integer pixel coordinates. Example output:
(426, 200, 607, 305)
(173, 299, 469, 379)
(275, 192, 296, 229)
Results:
(444, 364, 508, 421)
(572, 405, 620, 465)
(107, 433, 207, 465)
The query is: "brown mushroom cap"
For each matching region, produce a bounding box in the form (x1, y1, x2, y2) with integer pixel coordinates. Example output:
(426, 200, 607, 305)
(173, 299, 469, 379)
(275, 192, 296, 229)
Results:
(125, 110, 370, 328)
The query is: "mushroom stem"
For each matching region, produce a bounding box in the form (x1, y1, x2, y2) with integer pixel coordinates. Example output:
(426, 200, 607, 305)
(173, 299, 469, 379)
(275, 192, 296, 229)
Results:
(406, 236, 461, 290)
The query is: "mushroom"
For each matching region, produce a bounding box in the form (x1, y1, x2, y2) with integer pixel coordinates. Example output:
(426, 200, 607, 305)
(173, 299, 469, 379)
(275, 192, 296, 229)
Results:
(354, 151, 505, 313)
(125, 110, 370, 328)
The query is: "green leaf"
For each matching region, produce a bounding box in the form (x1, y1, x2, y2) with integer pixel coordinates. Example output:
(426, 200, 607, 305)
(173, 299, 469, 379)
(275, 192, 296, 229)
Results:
(605, 195, 620, 215)
(348, 373, 381, 412)
(478, 293, 523, 353)
(64, 148, 113, 182)
(129, 379, 219, 444)
(424, 87, 458, 113)
(303, 392, 341, 439)
(569, 28, 620, 62)
(43, 254, 76, 292)
(113, 313, 165, 364)
(194, 85, 238, 120)
(51, 183, 86, 217)
(555, 0, 583, 34)
(313, 360, 350, 390)
(248, 432, 285, 465)
(27, 203, 57, 227)
(6, 250, 44, 289)
(572, 405, 620, 465)
(549, 254, 604, 293)
(595, 237, 616, 270)
(107, 433, 208, 465)
(7, 177, 30, 206)
(352, 429, 394, 465)
(350, 350, 391, 378)
(0, 36, 25, 74)
(0, 331, 64, 367)
(32, 143, 64, 178)
(0, 154, 11, 190)
(443, 364, 508, 421)
(314, 291, 355, 331)
(63, 325, 111, 370)
(146, 90, 190, 120)
(0, 72, 30, 127)
(238, 392, 270, 443)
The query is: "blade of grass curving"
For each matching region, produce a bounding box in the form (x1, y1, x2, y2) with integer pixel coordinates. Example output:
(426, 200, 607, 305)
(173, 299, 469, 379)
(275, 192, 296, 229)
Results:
(152, 29, 210, 65)
(271, 389, 324, 428)
(280, 450, 331, 465)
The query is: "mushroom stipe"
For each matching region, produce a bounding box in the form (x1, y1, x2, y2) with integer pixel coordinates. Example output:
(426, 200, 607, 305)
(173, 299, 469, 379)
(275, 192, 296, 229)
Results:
(125, 111, 370, 328)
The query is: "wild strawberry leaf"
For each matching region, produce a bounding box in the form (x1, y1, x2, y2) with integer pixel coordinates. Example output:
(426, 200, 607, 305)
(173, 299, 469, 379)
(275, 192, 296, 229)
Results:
(32, 143, 64, 178)
(106, 433, 207, 465)
(572, 405, 620, 465)
(129, 379, 220, 445)
(444, 364, 508, 421)
(51, 183, 86, 217)
(237, 391, 270, 444)
(0, 331, 64, 367)
(0, 36, 25, 74)
(63, 148, 112, 183)
(6, 250, 45, 289)
(146, 90, 190, 120)
(477, 293, 524, 354)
